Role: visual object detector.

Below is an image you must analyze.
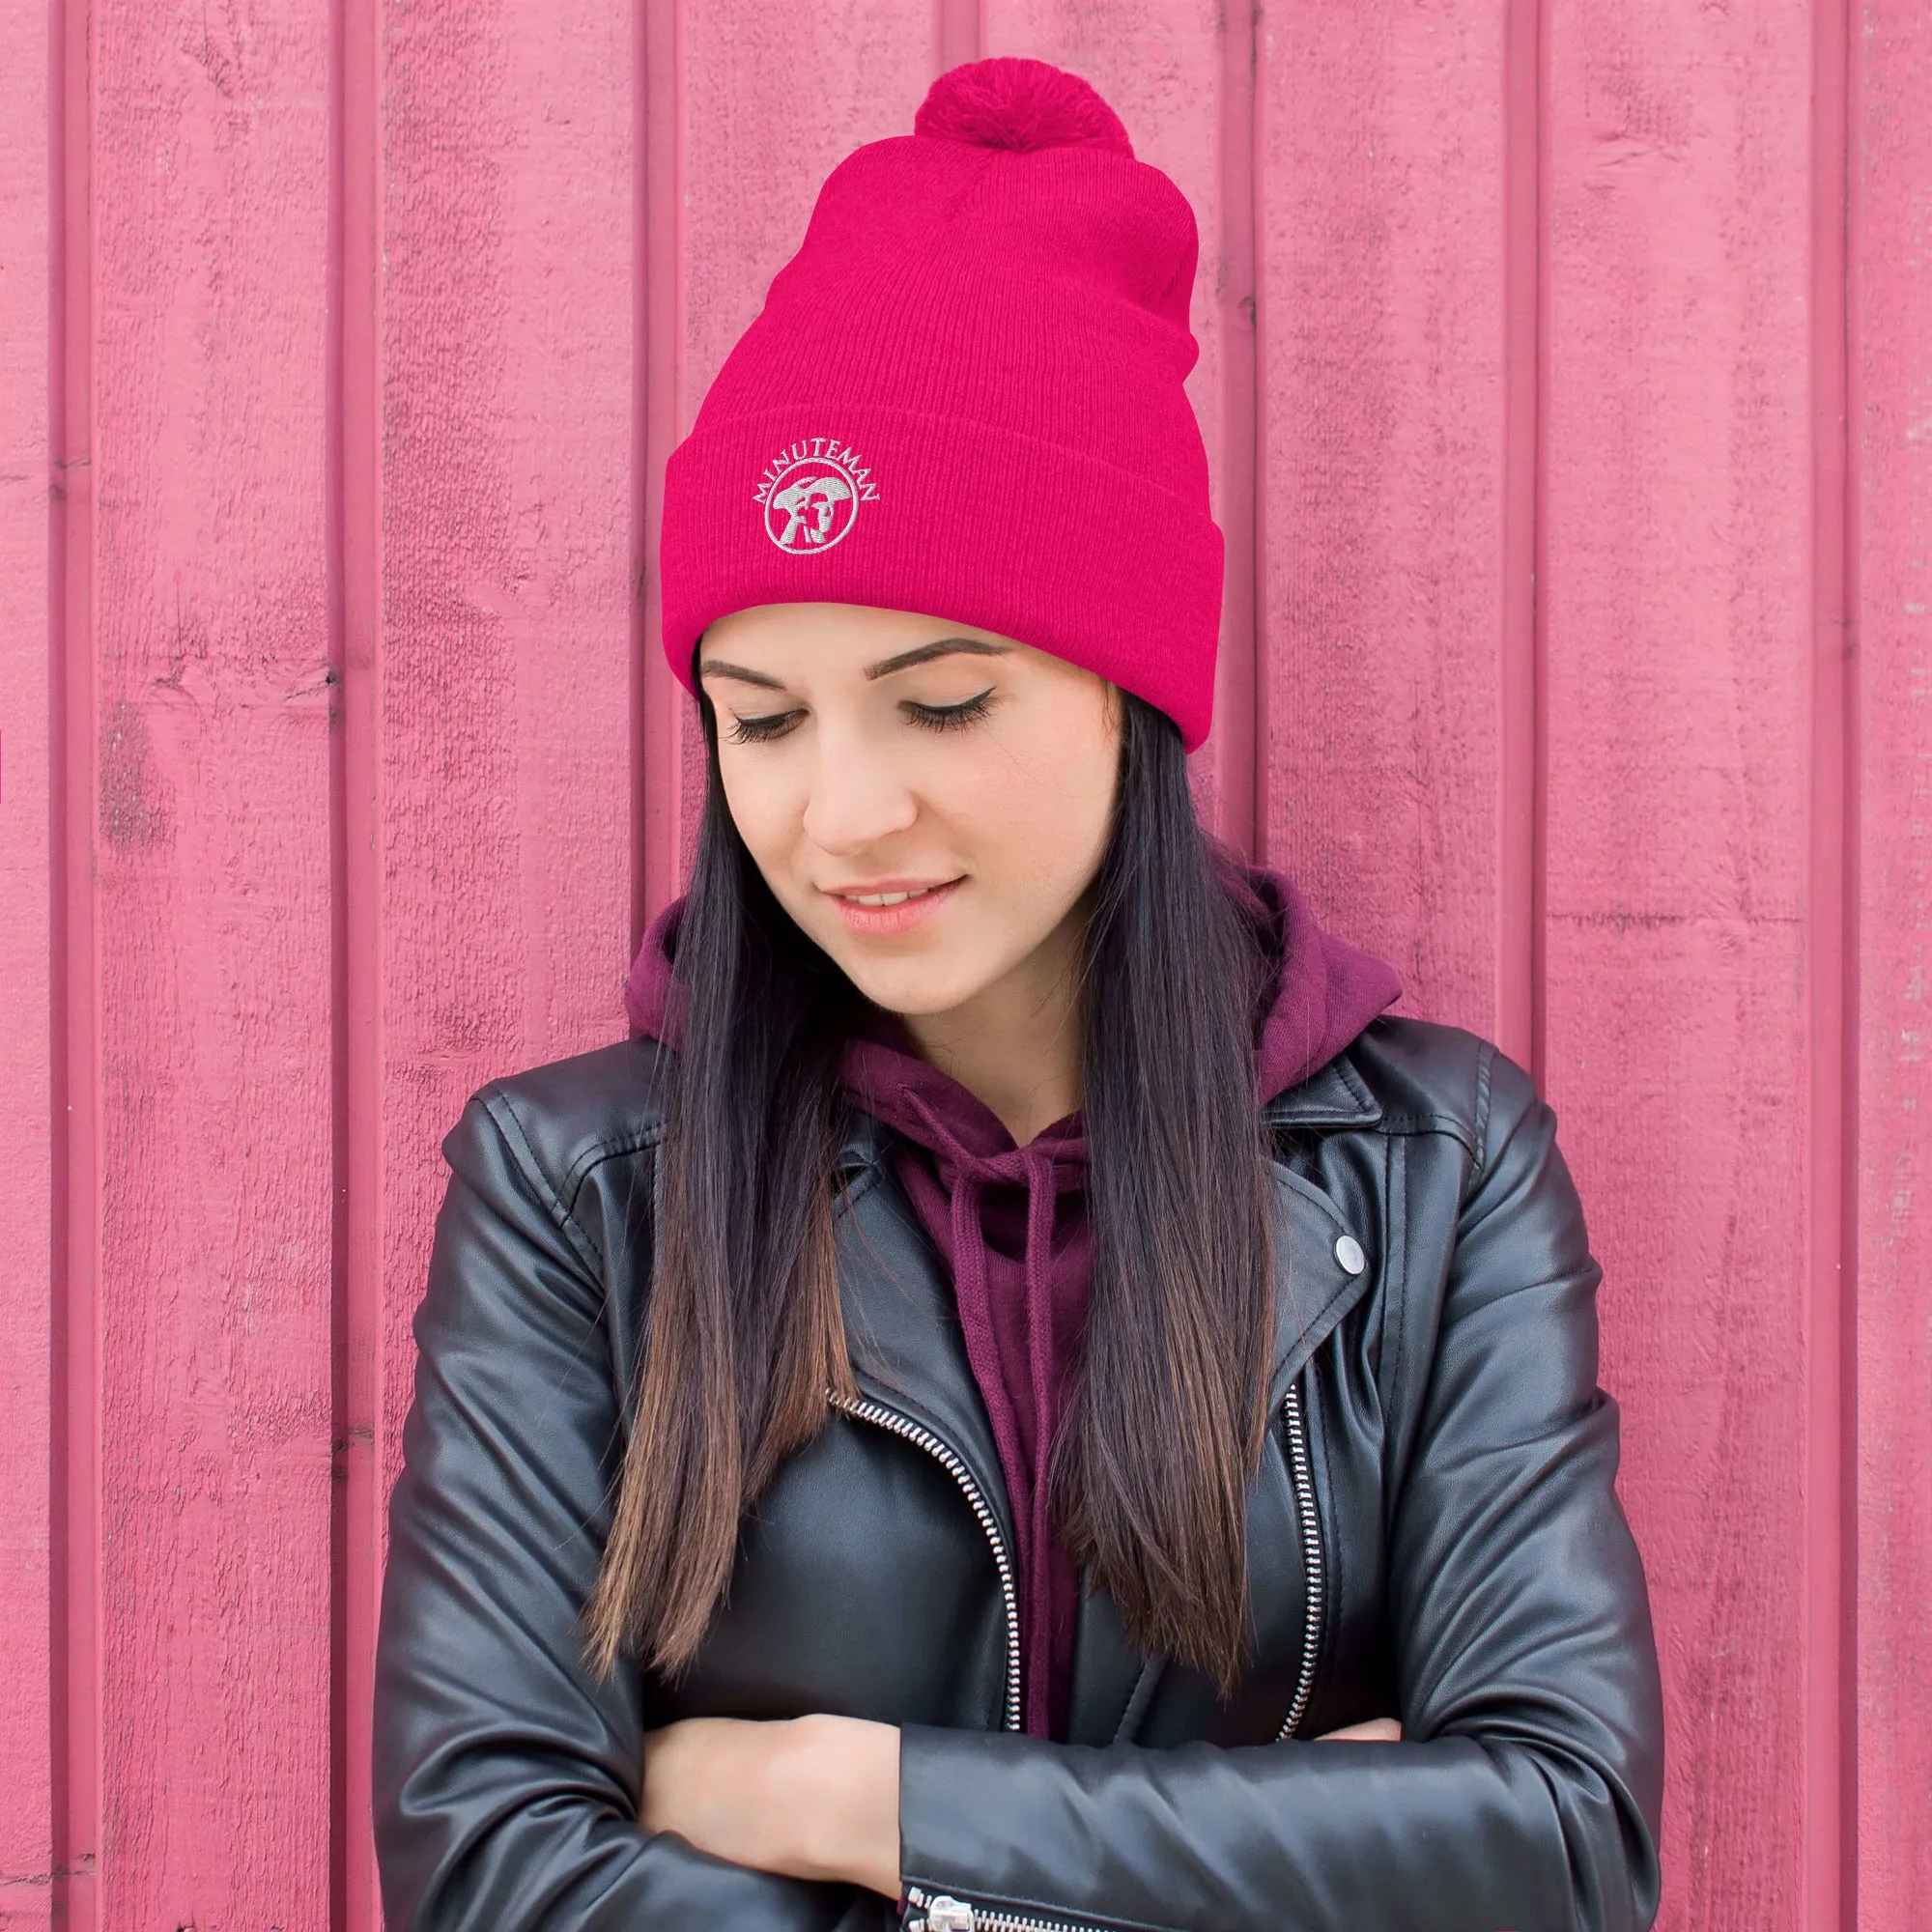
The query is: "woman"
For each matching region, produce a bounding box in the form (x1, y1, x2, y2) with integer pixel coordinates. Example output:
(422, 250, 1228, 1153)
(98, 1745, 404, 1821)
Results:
(374, 58, 1663, 1932)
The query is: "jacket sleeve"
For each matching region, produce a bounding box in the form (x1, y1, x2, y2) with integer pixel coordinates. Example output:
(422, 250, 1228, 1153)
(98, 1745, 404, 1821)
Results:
(896, 1048, 1665, 1932)
(374, 1091, 878, 1932)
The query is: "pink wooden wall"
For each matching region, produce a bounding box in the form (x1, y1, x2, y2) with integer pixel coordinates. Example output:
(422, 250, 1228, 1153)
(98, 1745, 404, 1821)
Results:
(0, 3, 1925, 1927)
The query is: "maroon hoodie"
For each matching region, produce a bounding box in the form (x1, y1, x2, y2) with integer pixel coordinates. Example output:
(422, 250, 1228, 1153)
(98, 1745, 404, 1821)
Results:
(622, 860, 1400, 1738)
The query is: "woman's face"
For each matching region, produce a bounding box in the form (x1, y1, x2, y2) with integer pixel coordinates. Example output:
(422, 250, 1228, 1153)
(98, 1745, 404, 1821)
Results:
(699, 602, 1121, 1019)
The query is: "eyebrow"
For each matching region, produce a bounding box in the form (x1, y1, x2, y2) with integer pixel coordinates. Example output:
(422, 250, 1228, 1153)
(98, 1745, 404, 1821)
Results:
(696, 659, 787, 690)
(696, 637, 1011, 691)
(862, 638, 1011, 681)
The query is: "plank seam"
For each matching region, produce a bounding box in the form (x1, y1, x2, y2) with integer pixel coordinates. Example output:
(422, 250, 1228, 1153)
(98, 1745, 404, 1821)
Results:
(1820, 0, 1862, 1926)
(1528, 0, 1551, 1092)
(1499, 0, 1547, 1079)
(1805, 0, 1859, 1926)
(327, 0, 384, 1922)
(1215, 0, 1260, 857)
(48, 0, 100, 1918)
(1248, 2, 1271, 864)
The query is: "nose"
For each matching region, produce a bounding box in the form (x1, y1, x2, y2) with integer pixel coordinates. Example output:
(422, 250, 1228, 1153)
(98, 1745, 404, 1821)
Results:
(799, 735, 918, 854)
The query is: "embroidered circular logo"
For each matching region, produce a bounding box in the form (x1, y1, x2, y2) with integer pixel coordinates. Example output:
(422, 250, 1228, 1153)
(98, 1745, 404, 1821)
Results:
(755, 439, 878, 554)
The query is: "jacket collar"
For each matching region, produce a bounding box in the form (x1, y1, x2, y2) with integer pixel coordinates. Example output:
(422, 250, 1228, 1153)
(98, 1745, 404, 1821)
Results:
(1262, 1049, 1383, 1130)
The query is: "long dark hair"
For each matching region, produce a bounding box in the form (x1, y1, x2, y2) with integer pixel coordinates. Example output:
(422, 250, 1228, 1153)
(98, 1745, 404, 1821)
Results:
(584, 684, 1276, 1692)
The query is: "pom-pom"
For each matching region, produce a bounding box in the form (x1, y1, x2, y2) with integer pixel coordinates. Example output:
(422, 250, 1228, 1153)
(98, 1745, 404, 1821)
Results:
(914, 58, 1134, 157)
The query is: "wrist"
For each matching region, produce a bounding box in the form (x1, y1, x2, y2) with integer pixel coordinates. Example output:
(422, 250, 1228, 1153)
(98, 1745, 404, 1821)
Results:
(781, 1714, 901, 1895)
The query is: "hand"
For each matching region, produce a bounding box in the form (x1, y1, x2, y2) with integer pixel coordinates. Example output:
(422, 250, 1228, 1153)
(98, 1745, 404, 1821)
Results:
(641, 1714, 901, 1898)
(1314, 1715, 1403, 1741)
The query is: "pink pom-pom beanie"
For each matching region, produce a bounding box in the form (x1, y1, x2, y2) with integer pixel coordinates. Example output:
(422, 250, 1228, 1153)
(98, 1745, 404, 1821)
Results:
(658, 58, 1224, 752)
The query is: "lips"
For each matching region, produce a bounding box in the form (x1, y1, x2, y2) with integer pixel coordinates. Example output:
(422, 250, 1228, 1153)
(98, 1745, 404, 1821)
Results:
(838, 883, 948, 908)
(823, 875, 963, 936)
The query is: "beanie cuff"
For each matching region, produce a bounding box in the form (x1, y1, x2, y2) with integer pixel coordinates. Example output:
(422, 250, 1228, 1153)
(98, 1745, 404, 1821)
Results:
(660, 404, 1222, 751)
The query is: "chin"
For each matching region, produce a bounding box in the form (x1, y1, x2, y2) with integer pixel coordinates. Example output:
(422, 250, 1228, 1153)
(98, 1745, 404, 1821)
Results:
(831, 950, 994, 1020)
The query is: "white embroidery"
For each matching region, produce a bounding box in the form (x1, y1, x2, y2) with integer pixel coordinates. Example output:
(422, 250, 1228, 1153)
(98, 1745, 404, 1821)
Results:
(753, 439, 879, 553)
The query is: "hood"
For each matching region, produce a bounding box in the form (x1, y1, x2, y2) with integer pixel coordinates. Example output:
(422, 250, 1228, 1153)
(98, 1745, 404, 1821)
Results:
(1224, 858, 1404, 1108)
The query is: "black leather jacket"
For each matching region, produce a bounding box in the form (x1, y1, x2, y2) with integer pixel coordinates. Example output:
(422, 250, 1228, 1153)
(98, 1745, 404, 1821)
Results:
(374, 1017, 1664, 1931)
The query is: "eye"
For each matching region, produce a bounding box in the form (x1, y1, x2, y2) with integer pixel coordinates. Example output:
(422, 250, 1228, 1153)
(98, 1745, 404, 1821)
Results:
(904, 688, 996, 733)
(725, 708, 805, 745)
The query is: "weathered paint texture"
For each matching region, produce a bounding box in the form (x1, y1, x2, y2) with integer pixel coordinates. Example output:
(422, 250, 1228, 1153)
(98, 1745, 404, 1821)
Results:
(0, 3, 1923, 1928)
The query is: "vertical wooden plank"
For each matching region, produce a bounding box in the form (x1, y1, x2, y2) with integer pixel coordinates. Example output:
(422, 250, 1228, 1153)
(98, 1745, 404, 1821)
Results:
(1539, 5, 1820, 1927)
(1853, 3, 1932, 1922)
(639, 0, 687, 927)
(645, 1, 937, 913)
(374, 0, 638, 1806)
(89, 0, 335, 1918)
(0, 0, 54, 1919)
(677, 3, 936, 460)
(330, 0, 384, 1920)
(371, 12, 639, 1892)
(980, 1, 1253, 847)
(1256, 3, 1513, 1036)
(1805, 8, 1854, 1929)
(936, 0, 984, 75)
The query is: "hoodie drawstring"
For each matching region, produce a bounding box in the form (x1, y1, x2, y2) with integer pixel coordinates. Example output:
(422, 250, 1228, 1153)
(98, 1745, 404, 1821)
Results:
(903, 1092, 1082, 1735)
(1020, 1146, 1060, 1735)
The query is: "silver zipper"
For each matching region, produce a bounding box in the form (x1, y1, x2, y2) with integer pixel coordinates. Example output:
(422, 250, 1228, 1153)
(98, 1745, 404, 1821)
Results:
(1275, 1374, 1324, 1742)
(895, 1383, 1321, 1931)
(829, 1390, 1023, 1732)
(904, 1883, 1102, 1932)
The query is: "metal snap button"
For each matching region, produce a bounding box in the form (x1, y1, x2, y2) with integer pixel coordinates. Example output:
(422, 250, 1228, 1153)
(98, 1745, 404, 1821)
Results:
(1335, 1235, 1367, 1275)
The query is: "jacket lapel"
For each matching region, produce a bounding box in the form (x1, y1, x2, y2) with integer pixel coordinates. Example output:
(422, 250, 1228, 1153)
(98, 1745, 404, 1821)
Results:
(1262, 1051, 1382, 1400)
(831, 1114, 1017, 1557)
(1265, 1161, 1378, 1406)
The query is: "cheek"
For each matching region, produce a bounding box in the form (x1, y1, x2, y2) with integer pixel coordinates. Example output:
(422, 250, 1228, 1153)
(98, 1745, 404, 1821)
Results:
(952, 707, 1118, 895)
(716, 753, 807, 887)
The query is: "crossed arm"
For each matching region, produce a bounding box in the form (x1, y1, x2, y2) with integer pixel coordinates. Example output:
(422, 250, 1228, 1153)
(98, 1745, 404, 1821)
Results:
(639, 1712, 1404, 1900)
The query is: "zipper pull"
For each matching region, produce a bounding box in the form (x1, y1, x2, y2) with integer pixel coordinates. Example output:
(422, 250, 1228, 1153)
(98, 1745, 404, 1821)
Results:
(903, 1888, 977, 1932)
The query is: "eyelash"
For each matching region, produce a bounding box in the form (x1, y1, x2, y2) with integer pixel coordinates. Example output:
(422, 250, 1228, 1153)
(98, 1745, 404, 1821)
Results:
(724, 710, 802, 745)
(908, 689, 995, 732)
(725, 688, 996, 745)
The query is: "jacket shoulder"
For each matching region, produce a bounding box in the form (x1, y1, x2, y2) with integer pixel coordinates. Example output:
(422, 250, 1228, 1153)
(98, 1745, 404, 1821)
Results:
(1336, 1014, 1535, 1161)
(456, 1035, 673, 1224)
